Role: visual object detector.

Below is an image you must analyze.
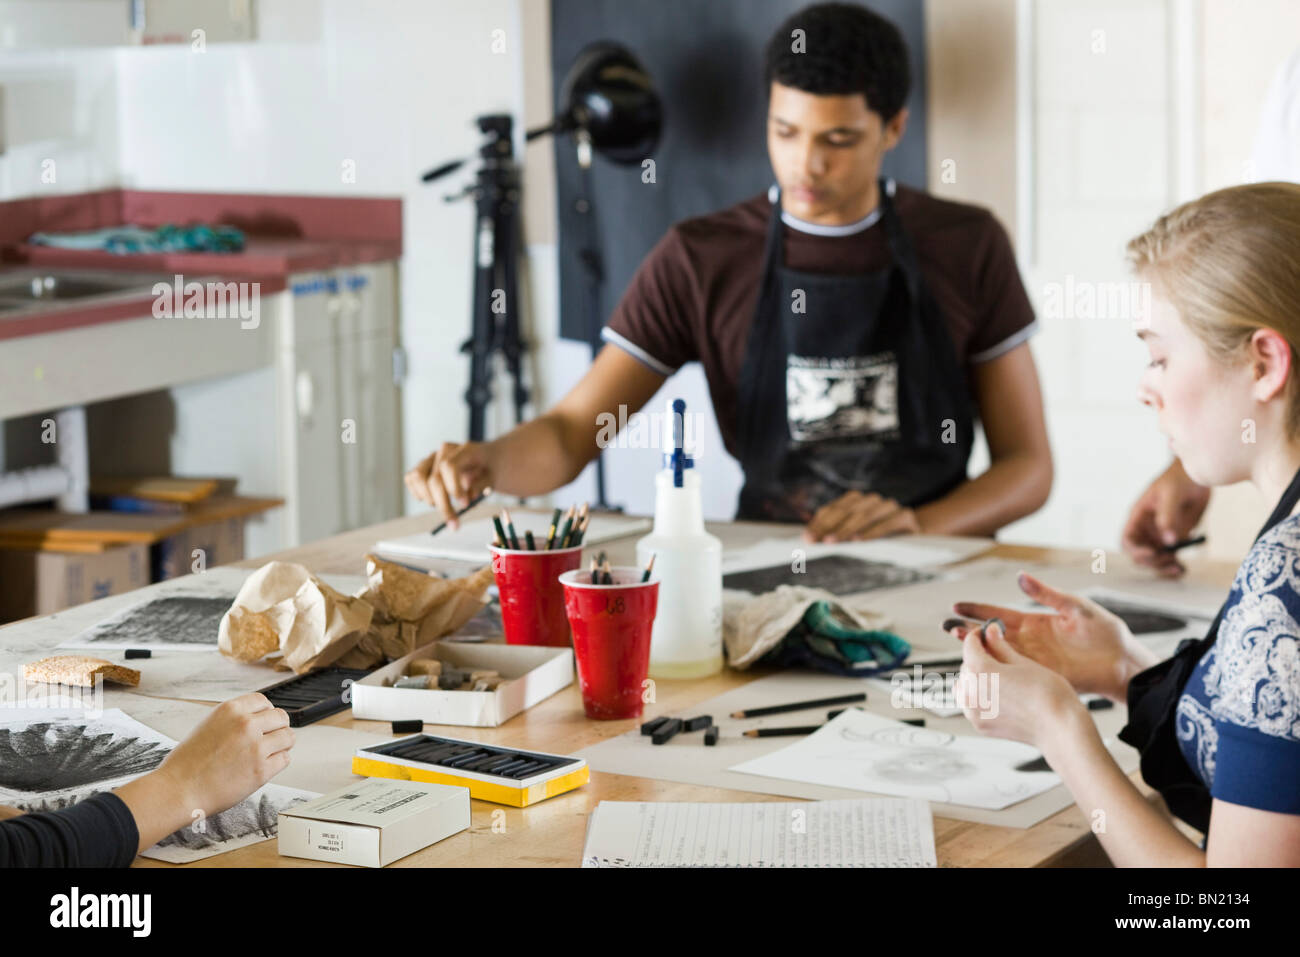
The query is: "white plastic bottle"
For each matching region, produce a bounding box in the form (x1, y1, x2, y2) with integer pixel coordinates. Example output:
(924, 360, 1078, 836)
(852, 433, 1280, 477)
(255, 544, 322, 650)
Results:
(635, 398, 723, 678)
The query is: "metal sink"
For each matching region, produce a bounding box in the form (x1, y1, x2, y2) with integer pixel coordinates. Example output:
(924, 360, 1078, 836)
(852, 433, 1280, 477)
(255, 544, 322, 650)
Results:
(0, 268, 172, 318)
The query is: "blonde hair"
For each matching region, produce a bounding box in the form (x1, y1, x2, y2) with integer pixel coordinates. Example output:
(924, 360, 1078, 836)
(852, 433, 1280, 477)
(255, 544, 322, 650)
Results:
(1127, 182, 1300, 433)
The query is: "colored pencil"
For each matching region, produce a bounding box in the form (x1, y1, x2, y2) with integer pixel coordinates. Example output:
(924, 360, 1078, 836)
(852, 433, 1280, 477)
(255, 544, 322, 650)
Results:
(545, 508, 562, 549)
(555, 506, 575, 550)
(501, 508, 520, 550)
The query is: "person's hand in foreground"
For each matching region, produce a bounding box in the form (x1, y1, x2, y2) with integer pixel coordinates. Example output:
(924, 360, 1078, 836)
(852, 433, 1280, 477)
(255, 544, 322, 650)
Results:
(112, 692, 294, 854)
(948, 572, 1159, 702)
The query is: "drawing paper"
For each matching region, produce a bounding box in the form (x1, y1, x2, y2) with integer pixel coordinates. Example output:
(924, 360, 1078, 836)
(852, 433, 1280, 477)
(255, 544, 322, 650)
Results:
(729, 709, 1062, 810)
(582, 798, 936, 867)
(0, 705, 338, 862)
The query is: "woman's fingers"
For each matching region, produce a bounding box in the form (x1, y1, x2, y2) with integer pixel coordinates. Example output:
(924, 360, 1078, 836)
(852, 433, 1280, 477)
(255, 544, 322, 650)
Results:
(1015, 572, 1081, 613)
(980, 620, 1021, 664)
(951, 602, 1025, 630)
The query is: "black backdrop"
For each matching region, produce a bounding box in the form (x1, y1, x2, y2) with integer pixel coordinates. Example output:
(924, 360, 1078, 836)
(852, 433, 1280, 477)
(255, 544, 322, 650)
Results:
(550, 0, 928, 342)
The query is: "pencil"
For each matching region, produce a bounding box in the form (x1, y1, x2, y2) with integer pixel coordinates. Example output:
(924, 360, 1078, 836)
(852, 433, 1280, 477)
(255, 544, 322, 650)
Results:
(600, 557, 612, 585)
(430, 488, 492, 535)
(1159, 534, 1207, 554)
(501, 508, 520, 550)
(571, 511, 591, 546)
(743, 726, 823, 737)
(730, 692, 866, 720)
(555, 506, 575, 549)
(590, 558, 599, 585)
(491, 515, 508, 549)
(525, 530, 536, 551)
(641, 553, 656, 583)
(545, 508, 562, 549)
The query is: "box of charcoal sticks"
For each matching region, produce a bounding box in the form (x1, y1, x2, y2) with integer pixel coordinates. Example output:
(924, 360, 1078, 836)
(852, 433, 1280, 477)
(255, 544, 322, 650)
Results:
(349, 640, 574, 726)
(278, 779, 469, 867)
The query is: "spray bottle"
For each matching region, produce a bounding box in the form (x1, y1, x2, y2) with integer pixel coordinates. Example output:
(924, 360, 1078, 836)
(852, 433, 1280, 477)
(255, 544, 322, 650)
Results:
(635, 398, 723, 678)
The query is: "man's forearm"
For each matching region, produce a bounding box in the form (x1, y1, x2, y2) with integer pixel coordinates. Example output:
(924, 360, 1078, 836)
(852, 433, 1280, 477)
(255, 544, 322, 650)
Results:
(485, 412, 597, 498)
(915, 452, 1052, 537)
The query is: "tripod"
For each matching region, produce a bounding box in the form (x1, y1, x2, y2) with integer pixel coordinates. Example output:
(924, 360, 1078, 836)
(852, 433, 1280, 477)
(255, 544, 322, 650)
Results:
(426, 115, 529, 441)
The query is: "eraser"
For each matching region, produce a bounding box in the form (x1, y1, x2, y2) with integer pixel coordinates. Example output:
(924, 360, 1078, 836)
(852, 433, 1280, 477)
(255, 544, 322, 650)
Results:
(1086, 698, 1114, 711)
(124, 649, 151, 660)
(391, 719, 423, 734)
(408, 659, 442, 677)
(683, 715, 712, 732)
(641, 716, 669, 736)
(704, 726, 719, 746)
(902, 718, 926, 727)
(651, 718, 684, 745)
(394, 675, 430, 689)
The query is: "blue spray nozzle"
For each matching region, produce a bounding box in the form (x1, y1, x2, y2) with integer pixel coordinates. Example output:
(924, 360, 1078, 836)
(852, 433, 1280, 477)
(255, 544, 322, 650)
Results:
(665, 397, 692, 487)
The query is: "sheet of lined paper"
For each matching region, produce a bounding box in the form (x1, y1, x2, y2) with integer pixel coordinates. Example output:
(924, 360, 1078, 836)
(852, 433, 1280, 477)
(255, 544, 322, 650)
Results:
(581, 798, 936, 867)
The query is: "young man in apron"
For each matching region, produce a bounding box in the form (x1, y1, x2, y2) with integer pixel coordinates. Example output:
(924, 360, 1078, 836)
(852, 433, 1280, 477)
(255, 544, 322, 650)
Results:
(408, 3, 1052, 542)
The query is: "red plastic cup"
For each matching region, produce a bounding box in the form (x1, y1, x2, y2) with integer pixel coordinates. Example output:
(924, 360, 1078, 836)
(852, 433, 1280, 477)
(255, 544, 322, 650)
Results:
(560, 567, 660, 720)
(490, 544, 584, 647)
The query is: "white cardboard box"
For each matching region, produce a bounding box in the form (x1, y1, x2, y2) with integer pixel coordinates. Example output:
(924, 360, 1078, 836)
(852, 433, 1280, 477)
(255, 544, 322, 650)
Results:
(349, 640, 574, 726)
(278, 779, 469, 867)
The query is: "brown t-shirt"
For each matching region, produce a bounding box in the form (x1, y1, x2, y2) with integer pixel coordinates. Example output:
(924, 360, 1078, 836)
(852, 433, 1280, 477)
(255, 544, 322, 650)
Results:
(602, 183, 1037, 458)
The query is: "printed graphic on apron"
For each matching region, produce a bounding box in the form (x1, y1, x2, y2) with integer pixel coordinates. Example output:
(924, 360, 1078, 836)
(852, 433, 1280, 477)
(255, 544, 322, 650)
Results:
(786, 352, 899, 444)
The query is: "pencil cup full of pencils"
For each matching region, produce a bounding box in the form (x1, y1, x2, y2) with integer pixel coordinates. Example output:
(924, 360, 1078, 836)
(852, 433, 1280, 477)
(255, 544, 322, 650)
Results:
(559, 561, 660, 720)
(488, 505, 588, 647)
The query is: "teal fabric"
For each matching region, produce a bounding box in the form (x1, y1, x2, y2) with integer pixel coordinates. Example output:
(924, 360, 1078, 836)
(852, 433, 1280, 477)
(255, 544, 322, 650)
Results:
(758, 600, 910, 676)
(29, 223, 245, 254)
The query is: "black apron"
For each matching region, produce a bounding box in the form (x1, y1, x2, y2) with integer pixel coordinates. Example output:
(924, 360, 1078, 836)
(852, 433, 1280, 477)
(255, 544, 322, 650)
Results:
(1118, 463, 1300, 834)
(734, 180, 975, 522)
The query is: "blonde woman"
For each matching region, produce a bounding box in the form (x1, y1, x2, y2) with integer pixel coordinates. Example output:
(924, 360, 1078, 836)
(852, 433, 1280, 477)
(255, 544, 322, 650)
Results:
(948, 182, 1300, 866)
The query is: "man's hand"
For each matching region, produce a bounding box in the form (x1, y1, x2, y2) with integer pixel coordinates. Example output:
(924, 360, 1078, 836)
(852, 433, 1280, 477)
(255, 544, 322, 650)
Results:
(803, 490, 921, 542)
(404, 441, 496, 528)
(1121, 458, 1210, 578)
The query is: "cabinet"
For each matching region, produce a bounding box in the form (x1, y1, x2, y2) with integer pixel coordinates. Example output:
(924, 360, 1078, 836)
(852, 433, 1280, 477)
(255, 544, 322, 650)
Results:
(280, 262, 403, 546)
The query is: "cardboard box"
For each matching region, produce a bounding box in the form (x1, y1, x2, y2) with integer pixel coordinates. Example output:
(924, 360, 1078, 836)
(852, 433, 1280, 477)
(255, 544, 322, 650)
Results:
(152, 515, 244, 581)
(350, 641, 574, 727)
(278, 778, 469, 867)
(0, 543, 149, 622)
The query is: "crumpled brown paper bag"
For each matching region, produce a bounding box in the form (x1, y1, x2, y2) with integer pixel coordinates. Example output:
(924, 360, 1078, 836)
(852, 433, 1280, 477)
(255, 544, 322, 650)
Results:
(219, 556, 496, 674)
(219, 561, 374, 672)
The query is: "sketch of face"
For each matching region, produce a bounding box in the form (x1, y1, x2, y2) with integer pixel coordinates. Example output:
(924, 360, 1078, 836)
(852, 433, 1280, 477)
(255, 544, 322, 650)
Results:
(872, 748, 978, 784)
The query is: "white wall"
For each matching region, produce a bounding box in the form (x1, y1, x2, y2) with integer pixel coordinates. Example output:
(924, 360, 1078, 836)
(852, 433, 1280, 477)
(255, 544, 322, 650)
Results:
(109, 0, 526, 526)
(0, 46, 120, 199)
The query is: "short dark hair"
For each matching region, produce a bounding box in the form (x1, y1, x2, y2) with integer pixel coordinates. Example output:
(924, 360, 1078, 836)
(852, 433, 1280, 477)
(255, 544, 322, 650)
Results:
(764, 2, 911, 120)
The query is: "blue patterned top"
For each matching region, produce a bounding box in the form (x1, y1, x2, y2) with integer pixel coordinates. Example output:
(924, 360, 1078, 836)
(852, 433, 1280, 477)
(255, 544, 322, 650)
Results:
(1176, 514, 1300, 815)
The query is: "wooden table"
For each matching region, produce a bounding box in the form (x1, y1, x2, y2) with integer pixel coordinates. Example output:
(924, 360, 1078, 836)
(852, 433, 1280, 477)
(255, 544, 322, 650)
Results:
(132, 508, 1234, 868)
